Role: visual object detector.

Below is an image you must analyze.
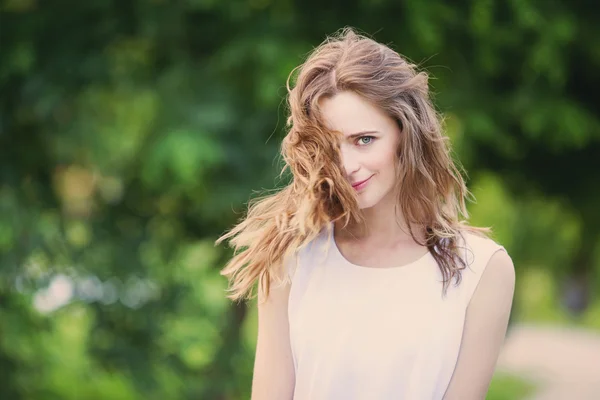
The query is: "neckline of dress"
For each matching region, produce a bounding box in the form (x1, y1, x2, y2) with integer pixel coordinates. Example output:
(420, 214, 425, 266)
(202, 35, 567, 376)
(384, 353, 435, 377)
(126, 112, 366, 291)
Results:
(325, 222, 432, 272)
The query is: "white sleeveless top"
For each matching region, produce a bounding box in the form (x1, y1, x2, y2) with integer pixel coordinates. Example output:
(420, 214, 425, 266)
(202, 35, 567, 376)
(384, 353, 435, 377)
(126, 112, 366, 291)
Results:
(285, 223, 505, 400)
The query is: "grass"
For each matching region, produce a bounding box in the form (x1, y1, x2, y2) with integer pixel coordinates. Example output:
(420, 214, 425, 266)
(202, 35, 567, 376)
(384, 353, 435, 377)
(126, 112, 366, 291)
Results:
(486, 372, 537, 400)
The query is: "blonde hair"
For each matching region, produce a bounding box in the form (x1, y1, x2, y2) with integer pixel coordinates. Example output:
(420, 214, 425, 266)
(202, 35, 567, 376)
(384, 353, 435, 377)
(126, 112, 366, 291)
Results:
(215, 27, 488, 303)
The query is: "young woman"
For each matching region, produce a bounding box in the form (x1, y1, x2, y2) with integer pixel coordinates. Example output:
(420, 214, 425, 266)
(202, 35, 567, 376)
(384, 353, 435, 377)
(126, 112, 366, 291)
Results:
(216, 28, 515, 400)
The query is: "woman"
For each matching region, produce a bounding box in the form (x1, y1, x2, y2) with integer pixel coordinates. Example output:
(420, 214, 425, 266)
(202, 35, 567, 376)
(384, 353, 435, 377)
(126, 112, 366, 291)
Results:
(215, 27, 515, 400)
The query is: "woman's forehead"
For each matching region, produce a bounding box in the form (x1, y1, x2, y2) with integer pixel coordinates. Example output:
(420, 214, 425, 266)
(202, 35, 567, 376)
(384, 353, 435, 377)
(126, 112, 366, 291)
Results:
(318, 92, 395, 137)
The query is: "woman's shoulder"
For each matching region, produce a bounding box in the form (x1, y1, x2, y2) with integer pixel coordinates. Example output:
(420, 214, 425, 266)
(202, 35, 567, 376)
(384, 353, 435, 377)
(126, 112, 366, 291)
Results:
(456, 230, 510, 300)
(283, 225, 331, 281)
(458, 230, 505, 257)
(454, 230, 515, 311)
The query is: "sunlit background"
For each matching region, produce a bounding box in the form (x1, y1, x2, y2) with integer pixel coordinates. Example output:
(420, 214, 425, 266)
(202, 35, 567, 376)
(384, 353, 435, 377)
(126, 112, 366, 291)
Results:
(1, 1, 599, 399)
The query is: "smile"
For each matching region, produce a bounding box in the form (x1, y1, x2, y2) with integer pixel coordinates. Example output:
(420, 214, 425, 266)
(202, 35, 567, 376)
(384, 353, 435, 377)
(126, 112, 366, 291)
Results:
(351, 175, 373, 191)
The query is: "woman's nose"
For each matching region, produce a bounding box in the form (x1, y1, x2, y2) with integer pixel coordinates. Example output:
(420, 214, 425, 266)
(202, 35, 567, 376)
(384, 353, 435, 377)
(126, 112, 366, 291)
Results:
(340, 146, 360, 176)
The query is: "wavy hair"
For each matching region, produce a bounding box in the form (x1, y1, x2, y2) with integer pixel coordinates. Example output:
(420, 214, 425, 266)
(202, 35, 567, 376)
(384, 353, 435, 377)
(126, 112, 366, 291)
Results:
(215, 27, 489, 304)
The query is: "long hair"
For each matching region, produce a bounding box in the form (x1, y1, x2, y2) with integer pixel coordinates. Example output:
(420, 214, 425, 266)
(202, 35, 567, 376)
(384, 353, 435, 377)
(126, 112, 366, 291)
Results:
(215, 27, 489, 304)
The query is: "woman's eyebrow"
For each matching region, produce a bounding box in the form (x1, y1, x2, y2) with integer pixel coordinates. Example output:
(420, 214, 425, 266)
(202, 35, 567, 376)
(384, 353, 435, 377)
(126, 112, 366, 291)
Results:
(347, 130, 379, 139)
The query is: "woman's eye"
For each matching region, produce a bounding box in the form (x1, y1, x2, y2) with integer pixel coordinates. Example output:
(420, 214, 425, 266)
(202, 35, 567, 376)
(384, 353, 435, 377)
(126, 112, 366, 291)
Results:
(357, 136, 375, 146)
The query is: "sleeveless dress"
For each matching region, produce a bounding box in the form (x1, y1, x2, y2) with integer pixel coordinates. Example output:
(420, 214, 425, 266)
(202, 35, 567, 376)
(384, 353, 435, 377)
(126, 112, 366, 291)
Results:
(285, 223, 506, 400)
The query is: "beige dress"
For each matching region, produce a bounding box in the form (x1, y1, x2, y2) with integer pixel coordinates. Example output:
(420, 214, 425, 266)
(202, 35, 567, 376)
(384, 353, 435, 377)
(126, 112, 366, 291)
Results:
(286, 223, 505, 399)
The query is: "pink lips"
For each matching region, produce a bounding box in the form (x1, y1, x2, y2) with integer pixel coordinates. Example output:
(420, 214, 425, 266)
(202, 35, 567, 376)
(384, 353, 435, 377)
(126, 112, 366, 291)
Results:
(351, 175, 373, 190)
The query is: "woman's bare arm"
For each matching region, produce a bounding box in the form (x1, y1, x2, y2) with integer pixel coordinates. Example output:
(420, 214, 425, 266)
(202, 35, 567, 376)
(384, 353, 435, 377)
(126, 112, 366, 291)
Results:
(251, 279, 295, 400)
(443, 250, 516, 399)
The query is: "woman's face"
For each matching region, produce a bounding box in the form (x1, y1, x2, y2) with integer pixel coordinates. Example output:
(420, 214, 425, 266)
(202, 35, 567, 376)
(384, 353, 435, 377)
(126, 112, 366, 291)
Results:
(319, 91, 401, 210)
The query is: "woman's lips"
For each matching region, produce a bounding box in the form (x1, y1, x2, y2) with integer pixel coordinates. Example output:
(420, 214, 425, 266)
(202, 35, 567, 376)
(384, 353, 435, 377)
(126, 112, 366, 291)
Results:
(351, 175, 373, 190)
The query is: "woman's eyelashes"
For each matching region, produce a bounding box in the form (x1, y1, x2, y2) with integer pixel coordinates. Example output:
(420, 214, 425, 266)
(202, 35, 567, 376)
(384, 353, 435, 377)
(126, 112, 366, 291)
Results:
(356, 135, 376, 146)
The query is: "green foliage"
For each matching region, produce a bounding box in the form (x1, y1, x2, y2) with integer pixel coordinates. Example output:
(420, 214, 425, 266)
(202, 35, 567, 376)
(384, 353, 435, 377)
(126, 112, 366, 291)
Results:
(486, 372, 537, 400)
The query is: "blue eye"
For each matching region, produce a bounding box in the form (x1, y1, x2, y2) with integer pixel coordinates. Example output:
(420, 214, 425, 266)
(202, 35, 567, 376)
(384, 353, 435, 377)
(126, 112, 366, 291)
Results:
(357, 136, 375, 146)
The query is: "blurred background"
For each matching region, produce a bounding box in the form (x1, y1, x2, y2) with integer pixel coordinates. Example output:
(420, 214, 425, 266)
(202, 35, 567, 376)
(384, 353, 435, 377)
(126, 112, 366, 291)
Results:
(1, 0, 599, 399)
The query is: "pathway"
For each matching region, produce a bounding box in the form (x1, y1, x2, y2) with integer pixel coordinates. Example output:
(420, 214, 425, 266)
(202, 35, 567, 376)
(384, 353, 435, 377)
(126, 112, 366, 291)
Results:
(496, 323, 600, 400)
